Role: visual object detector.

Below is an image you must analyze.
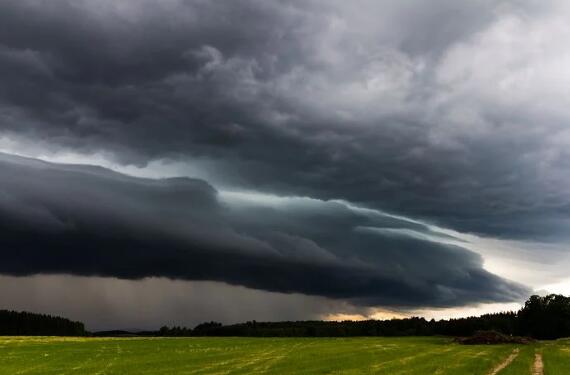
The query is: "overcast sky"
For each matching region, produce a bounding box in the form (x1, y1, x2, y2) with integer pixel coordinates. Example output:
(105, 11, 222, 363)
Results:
(1, 0, 570, 330)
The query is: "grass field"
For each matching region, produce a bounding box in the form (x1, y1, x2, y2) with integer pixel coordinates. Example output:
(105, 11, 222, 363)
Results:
(1, 336, 569, 374)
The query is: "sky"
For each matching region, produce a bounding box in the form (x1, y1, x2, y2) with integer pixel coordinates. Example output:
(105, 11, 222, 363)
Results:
(1, 0, 570, 331)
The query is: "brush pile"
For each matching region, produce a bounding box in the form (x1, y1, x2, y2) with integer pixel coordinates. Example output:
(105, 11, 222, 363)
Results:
(455, 330, 534, 344)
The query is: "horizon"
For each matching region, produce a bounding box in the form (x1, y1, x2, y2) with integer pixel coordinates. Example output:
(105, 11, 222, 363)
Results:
(2, 0, 570, 332)
(1, 293, 535, 333)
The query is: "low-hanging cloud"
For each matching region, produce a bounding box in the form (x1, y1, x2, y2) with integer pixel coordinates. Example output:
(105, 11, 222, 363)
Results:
(0, 153, 528, 307)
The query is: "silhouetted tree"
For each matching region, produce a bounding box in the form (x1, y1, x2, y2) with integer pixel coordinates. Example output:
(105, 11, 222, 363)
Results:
(158, 295, 570, 339)
(518, 294, 570, 339)
(0, 310, 85, 336)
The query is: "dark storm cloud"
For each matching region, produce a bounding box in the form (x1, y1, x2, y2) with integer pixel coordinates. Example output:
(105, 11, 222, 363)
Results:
(1, 0, 569, 242)
(0, 153, 528, 307)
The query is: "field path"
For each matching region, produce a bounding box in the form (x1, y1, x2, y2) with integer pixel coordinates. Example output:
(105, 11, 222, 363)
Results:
(487, 348, 519, 375)
(532, 353, 543, 375)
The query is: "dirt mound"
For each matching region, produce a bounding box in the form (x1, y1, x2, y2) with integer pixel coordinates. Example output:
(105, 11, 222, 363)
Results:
(455, 330, 535, 345)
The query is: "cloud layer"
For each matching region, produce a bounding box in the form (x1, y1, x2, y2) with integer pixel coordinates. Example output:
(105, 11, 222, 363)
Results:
(2, 0, 570, 325)
(0, 153, 527, 307)
(2, 0, 570, 241)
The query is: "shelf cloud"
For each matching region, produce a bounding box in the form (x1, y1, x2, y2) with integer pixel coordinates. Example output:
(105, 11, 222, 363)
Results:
(0, 153, 527, 307)
(1, 0, 569, 326)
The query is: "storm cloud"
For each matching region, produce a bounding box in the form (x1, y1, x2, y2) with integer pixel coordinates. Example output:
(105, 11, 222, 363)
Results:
(0, 153, 527, 307)
(1, 1, 570, 241)
(1, 0, 569, 325)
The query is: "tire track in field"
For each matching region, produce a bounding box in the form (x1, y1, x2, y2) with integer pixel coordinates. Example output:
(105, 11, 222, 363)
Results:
(68, 343, 105, 373)
(532, 353, 543, 375)
(188, 340, 304, 374)
(248, 341, 308, 373)
(371, 345, 454, 372)
(94, 342, 121, 375)
(14, 346, 78, 375)
(432, 349, 489, 375)
(487, 348, 519, 375)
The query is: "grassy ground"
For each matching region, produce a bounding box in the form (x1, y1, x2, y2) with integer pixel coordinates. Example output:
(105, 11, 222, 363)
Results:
(0, 336, 568, 374)
(541, 339, 570, 374)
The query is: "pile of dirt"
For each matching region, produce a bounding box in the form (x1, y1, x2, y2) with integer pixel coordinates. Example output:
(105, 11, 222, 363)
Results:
(455, 330, 535, 345)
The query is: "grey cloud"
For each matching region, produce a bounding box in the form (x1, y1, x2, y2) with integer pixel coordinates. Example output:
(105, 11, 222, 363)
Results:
(0, 0, 569, 241)
(0, 153, 528, 307)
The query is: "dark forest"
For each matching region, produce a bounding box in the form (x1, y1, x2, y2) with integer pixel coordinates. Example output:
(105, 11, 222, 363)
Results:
(3, 295, 570, 340)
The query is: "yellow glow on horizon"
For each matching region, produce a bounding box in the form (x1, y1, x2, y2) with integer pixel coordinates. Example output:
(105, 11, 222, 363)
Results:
(322, 302, 525, 322)
(323, 309, 409, 322)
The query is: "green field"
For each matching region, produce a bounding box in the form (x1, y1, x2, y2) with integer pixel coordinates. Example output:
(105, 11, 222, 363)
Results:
(1, 336, 568, 374)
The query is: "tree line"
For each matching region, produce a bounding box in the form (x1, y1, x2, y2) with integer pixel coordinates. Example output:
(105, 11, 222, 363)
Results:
(3, 294, 570, 339)
(158, 294, 570, 340)
(0, 310, 86, 336)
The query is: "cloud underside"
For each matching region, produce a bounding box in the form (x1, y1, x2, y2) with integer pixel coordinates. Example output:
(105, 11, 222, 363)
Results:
(0, 153, 528, 307)
(1, 1, 570, 240)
